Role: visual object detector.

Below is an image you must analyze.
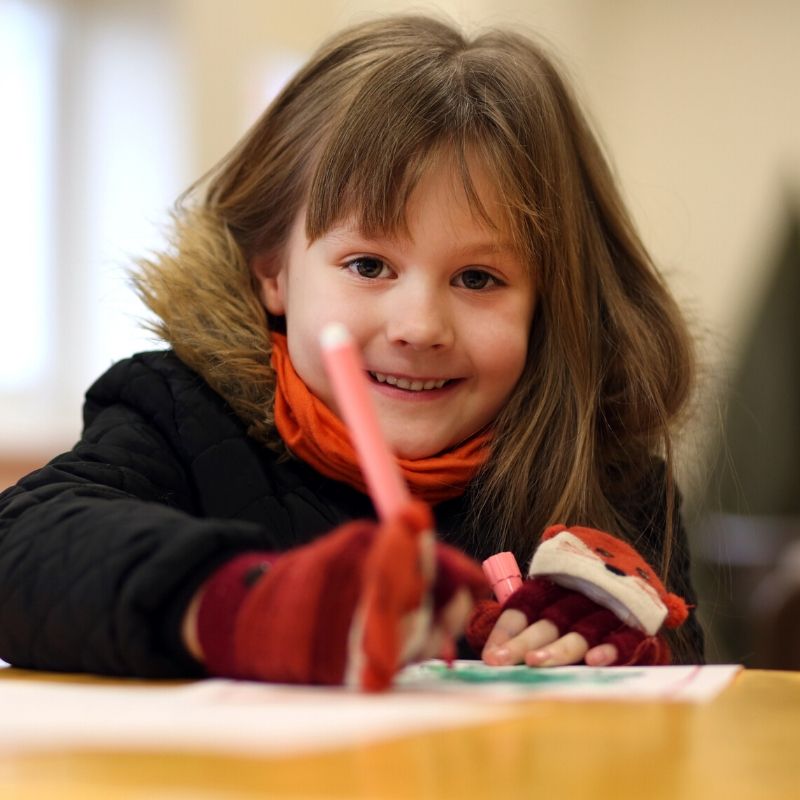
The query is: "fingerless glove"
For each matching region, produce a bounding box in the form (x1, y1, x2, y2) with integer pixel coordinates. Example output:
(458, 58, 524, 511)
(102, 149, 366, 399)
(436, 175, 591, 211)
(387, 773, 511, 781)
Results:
(195, 501, 488, 689)
(466, 525, 689, 666)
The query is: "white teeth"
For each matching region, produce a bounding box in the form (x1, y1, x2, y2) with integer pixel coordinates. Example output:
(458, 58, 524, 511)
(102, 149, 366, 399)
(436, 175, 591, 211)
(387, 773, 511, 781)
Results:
(370, 372, 448, 391)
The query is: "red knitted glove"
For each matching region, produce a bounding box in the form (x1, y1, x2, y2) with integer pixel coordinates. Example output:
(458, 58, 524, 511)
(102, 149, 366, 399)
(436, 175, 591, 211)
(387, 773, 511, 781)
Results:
(195, 501, 488, 689)
(466, 525, 689, 666)
(466, 580, 671, 665)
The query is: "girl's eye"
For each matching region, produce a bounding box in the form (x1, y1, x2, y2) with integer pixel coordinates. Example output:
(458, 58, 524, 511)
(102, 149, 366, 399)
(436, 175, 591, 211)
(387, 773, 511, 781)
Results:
(345, 257, 389, 279)
(455, 269, 500, 291)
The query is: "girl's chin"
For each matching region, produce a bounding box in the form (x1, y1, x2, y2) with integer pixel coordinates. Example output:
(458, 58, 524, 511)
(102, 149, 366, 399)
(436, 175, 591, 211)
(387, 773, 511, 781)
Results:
(390, 439, 441, 461)
(390, 436, 460, 461)
(394, 448, 437, 461)
(387, 424, 486, 460)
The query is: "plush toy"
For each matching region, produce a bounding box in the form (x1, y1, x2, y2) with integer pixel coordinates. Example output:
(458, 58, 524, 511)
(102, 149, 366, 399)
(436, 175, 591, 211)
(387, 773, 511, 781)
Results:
(467, 525, 690, 666)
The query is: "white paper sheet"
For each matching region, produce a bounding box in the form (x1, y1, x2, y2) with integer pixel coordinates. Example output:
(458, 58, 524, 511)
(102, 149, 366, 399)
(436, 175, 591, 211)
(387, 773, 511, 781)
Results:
(0, 663, 741, 757)
(0, 675, 513, 757)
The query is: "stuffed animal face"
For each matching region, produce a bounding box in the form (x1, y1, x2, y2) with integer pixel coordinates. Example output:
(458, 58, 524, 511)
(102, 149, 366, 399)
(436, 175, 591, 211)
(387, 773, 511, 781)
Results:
(528, 525, 688, 635)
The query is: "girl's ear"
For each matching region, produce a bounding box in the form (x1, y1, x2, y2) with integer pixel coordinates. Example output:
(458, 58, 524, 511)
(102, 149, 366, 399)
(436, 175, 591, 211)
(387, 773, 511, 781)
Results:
(251, 253, 286, 315)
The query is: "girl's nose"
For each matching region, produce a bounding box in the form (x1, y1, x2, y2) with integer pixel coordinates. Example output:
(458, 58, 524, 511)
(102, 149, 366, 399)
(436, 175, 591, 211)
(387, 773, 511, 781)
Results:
(384, 282, 454, 351)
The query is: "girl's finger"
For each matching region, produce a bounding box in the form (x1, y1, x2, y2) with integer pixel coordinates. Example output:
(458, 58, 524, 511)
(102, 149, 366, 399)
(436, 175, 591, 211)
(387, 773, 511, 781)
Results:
(585, 643, 619, 666)
(439, 587, 475, 637)
(481, 608, 529, 654)
(524, 631, 589, 667)
(483, 616, 560, 666)
(418, 624, 447, 660)
(417, 587, 475, 660)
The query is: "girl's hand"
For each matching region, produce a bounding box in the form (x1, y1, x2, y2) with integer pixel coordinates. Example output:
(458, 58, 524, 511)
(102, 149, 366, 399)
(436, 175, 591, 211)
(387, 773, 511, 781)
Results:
(481, 607, 619, 667)
(355, 501, 489, 689)
(465, 578, 670, 668)
(187, 500, 489, 689)
(467, 524, 691, 668)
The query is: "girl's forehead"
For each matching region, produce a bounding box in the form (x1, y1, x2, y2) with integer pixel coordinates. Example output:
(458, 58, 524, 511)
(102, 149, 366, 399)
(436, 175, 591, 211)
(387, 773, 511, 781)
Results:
(305, 135, 535, 269)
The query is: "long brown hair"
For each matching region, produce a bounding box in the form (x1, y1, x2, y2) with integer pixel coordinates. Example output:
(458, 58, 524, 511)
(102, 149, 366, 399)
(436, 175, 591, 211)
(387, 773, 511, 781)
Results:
(139, 15, 695, 585)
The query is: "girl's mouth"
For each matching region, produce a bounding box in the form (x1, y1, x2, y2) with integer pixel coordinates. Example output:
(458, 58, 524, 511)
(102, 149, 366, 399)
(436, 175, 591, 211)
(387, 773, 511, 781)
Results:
(368, 371, 452, 392)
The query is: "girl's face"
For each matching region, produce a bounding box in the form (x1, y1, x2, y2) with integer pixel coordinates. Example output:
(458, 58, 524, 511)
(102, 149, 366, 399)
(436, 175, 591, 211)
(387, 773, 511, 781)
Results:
(254, 159, 536, 459)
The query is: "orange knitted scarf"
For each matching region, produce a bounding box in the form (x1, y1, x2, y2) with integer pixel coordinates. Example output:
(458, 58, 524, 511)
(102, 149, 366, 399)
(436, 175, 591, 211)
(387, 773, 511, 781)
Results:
(270, 333, 490, 504)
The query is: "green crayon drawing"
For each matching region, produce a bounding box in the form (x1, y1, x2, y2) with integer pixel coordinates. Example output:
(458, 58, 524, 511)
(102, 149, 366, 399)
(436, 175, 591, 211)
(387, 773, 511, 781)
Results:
(406, 662, 643, 686)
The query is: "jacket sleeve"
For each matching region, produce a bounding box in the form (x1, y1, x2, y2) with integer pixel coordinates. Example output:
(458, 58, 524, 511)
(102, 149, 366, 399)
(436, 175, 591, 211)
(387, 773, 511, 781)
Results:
(0, 359, 274, 678)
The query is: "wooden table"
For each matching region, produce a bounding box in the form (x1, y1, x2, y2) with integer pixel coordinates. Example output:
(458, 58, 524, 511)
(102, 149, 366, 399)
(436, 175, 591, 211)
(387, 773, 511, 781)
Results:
(0, 668, 797, 799)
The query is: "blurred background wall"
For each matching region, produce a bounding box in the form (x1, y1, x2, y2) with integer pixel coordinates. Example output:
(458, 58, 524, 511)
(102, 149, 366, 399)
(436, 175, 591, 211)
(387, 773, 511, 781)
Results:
(1, 0, 799, 664)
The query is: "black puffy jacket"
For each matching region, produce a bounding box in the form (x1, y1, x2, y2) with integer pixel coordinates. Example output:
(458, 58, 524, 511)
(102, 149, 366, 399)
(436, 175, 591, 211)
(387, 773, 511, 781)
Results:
(0, 351, 704, 676)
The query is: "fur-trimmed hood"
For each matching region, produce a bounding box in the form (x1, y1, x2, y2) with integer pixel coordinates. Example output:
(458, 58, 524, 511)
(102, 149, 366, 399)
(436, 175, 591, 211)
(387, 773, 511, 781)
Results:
(132, 208, 282, 451)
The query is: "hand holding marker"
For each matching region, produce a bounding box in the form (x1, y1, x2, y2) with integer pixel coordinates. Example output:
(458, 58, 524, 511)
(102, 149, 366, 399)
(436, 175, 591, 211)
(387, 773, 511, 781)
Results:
(320, 322, 441, 688)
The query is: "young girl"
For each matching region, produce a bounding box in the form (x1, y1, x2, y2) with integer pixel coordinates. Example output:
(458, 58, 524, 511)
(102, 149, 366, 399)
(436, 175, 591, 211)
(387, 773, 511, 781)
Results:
(0, 15, 704, 687)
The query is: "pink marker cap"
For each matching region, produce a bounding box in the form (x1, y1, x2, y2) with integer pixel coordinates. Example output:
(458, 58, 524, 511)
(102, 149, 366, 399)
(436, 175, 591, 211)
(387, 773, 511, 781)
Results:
(482, 552, 523, 603)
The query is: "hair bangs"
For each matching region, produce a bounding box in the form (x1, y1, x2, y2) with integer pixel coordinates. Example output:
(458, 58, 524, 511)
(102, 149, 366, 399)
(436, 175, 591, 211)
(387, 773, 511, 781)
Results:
(304, 48, 527, 247)
(305, 123, 537, 272)
(306, 137, 434, 241)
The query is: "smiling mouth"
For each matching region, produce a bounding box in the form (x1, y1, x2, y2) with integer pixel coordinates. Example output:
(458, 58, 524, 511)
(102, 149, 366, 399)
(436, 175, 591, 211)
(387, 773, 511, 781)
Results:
(368, 371, 452, 392)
